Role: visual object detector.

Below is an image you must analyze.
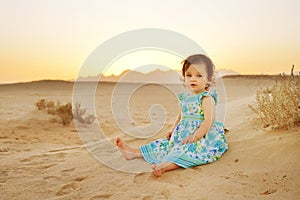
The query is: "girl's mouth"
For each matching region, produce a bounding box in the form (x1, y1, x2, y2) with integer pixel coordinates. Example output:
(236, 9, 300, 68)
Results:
(190, 83, 197, 87)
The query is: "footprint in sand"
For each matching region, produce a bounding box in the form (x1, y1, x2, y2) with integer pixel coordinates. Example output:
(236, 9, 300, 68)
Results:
(260, 189, 277, 195)
(56, 182, 78, 196)
(142, 195, 154, 200)
(60, 168, 75, 176)
(73, 176, 87, 182)
(43, 175, 61, 181)
(90, 194, 113, 199)
(37, 163, 56, 170)
(55, 176, 87, 196)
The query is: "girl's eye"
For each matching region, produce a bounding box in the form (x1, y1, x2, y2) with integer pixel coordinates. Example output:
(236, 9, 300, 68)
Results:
(197, 75, 202, 77)
(186, 74, 192, 77)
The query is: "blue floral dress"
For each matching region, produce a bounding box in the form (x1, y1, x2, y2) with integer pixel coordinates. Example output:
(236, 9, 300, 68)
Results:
(140, 91, 228, 168)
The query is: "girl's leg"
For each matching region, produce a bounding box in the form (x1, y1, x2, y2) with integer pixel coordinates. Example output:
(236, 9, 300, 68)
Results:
(151, 162, 180, 177)
(116, 137, 143, 160)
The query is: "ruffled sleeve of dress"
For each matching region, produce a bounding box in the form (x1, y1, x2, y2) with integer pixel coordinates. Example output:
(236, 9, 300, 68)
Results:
(197, 89, 218, 105)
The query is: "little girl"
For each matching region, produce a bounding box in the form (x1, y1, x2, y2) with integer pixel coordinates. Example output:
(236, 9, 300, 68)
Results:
(116, 54, 228, 177)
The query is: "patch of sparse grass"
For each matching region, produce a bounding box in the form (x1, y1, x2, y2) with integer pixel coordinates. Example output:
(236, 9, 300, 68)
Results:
(249, 66, 300, 129)
(35, 99, 96, 125)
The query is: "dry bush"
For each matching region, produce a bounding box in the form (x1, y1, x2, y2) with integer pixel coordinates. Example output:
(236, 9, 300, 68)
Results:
(46, 100, 56, 115)
(55, 102, 73, 125)
(35, 100, 96, 125)
(73, 103, 96, 124)
(249, 67, 300, 129)
(35, 99, 47, 110)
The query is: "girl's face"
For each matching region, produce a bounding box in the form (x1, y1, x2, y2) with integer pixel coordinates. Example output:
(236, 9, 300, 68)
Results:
(184, 63, 209, 94)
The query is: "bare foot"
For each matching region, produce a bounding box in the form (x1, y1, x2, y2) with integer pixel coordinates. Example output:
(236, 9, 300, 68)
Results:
(151, 164, 165, 177)
(116, 137, 141, 160)
(151, 162, 180, 177)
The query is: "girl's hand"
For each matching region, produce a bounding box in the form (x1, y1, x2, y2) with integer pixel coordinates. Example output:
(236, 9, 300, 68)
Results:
(181, 134, 199, 145)
(166, 131, 173, 140)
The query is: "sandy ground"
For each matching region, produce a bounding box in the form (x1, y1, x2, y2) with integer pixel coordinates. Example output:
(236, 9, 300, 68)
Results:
(0, 77, 299, 200)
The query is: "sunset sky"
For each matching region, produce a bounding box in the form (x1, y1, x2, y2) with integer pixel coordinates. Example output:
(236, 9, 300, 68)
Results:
(1, 0, 300, 83)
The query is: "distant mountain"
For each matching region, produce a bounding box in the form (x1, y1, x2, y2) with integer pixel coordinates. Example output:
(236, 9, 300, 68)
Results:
(76, 69, 239, 83)
(77, 69, 182, 84)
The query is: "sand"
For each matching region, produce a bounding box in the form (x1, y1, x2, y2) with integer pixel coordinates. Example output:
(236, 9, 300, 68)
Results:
(0, 77, 299, 199)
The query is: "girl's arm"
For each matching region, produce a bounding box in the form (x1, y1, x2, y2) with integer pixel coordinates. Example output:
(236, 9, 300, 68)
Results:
(182, 96, 215, 144)
(166, 112, 181, 140)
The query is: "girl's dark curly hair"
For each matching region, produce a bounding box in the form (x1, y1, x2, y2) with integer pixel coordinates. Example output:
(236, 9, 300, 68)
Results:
(181, 54, 216, 89)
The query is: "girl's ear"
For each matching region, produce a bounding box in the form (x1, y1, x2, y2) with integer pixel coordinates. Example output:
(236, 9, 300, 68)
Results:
(206, 80, 212, 87)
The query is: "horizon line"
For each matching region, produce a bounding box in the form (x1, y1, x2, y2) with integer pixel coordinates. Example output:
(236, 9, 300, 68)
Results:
(1, 74, 297, 86)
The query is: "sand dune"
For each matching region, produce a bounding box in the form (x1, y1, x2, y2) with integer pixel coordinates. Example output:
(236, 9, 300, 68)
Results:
(0, 76, 299, 199)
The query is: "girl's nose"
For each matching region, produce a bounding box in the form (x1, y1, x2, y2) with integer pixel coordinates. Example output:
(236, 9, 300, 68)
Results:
(190, 76, 197, 81)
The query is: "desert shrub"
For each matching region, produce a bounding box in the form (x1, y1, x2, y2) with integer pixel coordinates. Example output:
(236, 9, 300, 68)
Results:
(46, 100, 55, 109)
(73, 103, 96, 124)
(35, 99, 47, 110)
(55, 102, 73, 125)
(34, 99, 96, 125)
(73, 103, 87, 122)
(46, 100, 56, 115)
(249, 67, 300, 129)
